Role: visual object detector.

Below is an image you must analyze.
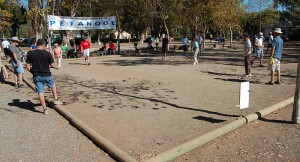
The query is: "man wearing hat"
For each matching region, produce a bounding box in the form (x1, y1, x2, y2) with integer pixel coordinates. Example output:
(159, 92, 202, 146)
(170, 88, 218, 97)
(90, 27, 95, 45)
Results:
(9, 36, 24, 88)
(251, 32, 264, 67)
(243, 34, 252, 77)
(80, 37, 91, 65)
(266, 28, 283, 85)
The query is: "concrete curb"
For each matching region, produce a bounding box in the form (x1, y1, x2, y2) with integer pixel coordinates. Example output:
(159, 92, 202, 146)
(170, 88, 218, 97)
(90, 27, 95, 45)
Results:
(6, 65, 138, 162)
(145, 97, 294, 162)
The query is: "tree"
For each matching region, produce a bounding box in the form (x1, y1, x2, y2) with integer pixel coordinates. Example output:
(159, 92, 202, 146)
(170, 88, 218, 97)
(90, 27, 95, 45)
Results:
(27, 0, 48, 39)
(0, 4, 12, 36)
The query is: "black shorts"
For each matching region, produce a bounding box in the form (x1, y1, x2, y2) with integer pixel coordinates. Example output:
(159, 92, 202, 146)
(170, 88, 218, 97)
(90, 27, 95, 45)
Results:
(162, 46, 168, 53)
(3, 48, 11, 57)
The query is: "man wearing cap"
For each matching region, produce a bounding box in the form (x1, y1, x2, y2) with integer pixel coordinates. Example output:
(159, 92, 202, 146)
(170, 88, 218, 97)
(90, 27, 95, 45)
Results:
(80, 37, 91, 65)
(9, 36, 25, 88)
(251, 32, 265, 67)
(265, 32, 273, 54)
(243, 34, 252, 77)
(25, 39, 63, 115)
(266, 28, 283, 85)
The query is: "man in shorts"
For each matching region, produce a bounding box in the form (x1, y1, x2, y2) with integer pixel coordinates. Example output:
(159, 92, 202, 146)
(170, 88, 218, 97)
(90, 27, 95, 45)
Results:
(266, 28, 283, 85)
(9, 37, 25, 88)
(251, 32, 264, 67)
(25, 39, 62, 115)
(80, 37, 91, 65)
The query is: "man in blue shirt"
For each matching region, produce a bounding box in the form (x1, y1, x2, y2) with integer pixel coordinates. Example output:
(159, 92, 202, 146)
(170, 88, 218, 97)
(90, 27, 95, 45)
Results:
(266, 28, 284, 85)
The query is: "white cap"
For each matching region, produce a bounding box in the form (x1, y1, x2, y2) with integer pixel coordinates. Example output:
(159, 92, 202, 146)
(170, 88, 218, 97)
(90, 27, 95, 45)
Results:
(259, 32, 263, 36)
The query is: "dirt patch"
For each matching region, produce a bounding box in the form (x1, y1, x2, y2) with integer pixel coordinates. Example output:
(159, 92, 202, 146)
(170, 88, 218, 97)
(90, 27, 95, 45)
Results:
(172, 104, 300, 162)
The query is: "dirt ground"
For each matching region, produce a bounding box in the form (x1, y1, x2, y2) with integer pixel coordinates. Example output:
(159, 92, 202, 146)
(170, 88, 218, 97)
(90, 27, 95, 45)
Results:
(3, 41, 299, 161)
(172, 104, 300, 162)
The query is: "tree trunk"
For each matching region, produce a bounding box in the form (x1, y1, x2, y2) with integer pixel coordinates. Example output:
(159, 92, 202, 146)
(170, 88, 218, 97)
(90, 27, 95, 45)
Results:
(293, 53, 300, 125)
(230, 27, 233, 47)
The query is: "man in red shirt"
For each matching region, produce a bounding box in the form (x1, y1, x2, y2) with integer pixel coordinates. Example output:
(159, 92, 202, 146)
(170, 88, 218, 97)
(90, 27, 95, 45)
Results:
(80, 37, 91, 65)
(108, 41, 116, 54)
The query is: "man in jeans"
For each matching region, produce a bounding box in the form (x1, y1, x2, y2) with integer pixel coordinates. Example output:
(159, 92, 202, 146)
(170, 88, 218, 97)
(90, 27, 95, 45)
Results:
(25, 39, 62, 115)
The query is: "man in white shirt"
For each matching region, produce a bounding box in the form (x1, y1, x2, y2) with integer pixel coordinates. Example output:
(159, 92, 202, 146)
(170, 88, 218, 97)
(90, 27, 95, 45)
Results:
(265, 32, 273, 54)
(1, 38, 10, 59)
(251, 32, 264, 67)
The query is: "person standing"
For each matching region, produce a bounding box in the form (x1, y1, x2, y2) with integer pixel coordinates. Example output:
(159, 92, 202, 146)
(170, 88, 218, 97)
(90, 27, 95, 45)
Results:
(108, 41, 116, 55)
(0, 56, 9, 81)
(243, 34, 252, 77)
(80, 37, 91, 65)
(25, 39, 62, 115)
(266, 28, 284, 85)
(2, 38, 10, 59)
(154, 37, 160, 50)
(29, 39, 37, 51)
(251, 32, 264, 67)
(196, 34, 204, 56)
(265, 32, 273, 54)
(191, 38, 199, 65)
(161, 34, 169, 61)
(9, 37, 25, 88)
(52, 43, 62, 69)
(182, 36, 189, 54)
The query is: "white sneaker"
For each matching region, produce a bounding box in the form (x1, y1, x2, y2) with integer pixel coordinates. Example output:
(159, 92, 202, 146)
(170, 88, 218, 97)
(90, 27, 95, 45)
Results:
(43, 109, 49, 115)
(54, 99, 63, 105)
(247, 74, 252, 77)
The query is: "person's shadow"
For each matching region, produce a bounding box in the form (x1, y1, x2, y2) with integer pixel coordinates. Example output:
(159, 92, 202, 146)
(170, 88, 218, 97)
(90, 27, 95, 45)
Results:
(8, 99, 41, 113)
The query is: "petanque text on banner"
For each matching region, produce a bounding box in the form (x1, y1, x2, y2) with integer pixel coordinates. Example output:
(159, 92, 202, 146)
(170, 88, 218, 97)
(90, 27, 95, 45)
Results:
(48, 15, 116, 30)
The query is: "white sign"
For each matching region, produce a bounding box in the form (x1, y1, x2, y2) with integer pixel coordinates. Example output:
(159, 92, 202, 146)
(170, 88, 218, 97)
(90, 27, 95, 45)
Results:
(239, 82, 250, 109)
(48, 15, 116, 30)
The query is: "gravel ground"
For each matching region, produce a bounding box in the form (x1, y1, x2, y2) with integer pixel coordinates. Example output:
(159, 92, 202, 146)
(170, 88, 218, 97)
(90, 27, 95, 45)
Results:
(0, 41, 299, 162)
(0, 82, 114, 162)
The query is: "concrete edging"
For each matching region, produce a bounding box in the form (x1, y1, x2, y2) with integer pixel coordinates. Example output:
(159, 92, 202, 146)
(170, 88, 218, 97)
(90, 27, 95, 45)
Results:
(145, 97, 294, 162)
(6, 65, 137, 162)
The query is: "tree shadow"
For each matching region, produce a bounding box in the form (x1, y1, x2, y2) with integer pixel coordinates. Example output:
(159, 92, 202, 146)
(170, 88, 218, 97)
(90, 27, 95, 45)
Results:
(55, 74, 240, 118)
(68, 62, 86, 65)
(256, 112, 294, 124)
(202, 71, 264, 84)
(193, 116, 226, 123)
(97, 57, 190, 66)
(8, 99, 41, 113)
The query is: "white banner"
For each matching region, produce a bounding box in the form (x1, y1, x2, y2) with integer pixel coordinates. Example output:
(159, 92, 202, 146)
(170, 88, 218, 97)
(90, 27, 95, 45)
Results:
(48, 15, 116, 30)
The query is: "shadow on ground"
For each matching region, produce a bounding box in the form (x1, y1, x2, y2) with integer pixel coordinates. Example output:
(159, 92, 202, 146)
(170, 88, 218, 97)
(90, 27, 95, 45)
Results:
(55, 74, 239, 121)
(8, 99, 40, 113)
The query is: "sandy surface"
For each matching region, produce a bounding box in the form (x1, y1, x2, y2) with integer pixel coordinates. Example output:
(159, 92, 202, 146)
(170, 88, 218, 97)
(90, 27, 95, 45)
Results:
(1, 41, 299, 161)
